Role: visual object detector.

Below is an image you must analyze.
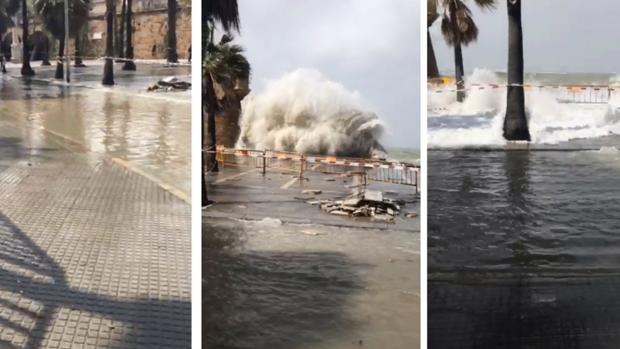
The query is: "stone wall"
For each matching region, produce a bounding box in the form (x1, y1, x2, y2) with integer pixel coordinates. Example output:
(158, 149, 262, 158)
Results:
(86, 6, 191, 60)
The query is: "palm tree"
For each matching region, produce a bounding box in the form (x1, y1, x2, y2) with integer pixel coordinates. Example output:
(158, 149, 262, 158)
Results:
(116, 0, 124, 61)
(34, 0, 89, 79)
(20, 0, 34, 75)
(121, 0, 135, 70)
(206, 37, 250, 145)
(204, 0, 241, 206)
(439, 0, 495, 101)
(428, 0, 440, 79)
(0, 0, 18, 36)
(166, 0, 177, 63)
(503, 0, 529, 141)
(0, 0, 18, 73)
(101, 0, 113, 85)
(74, 30, 86, 67)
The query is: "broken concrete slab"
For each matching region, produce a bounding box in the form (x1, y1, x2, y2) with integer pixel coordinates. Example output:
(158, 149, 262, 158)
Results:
(147, 77, 191, 92)
(310, 188, 405, 221)
(343, 197, 362, 206)
(364, 190, 383, 202)
(372, 214, 394, 222)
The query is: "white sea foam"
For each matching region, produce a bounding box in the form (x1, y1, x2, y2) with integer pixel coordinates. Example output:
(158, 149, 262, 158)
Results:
(237, 69, 384, 157)
(428, 68, 620, 148)
(597, 146, 620, 154)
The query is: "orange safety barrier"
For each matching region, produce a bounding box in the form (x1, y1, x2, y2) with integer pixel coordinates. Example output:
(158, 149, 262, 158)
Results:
(207, 146, 420, 191)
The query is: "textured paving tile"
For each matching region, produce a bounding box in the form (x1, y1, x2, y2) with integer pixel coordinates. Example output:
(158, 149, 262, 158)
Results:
(0, 122, 190, 348)
(429, 274, 620, 348)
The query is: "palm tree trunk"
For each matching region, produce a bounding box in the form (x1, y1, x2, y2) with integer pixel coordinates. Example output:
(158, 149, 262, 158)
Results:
(122, 0, 136, 70)
(74, 34, 86, 67)
(167, 0, 178, 63)
(42, 37, 51, 65)
(503, 0, 530, 141)
(427, 29, 440, 79)
(449, 1, 465, 102)
(55, 37, 64, 79)
(202, 87, 209, 206)
(102, 0, 115, 85)
(20, 0, 34, 76)
(205, 72, 219, 172)
(117, 0, 125, 62)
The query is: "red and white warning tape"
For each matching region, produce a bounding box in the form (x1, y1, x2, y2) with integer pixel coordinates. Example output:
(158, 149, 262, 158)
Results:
(213, 147, 419, 172)
(428, 82, 620, 94)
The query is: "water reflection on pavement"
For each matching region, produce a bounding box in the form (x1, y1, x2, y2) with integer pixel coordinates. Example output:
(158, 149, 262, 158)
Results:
(0, 63, 190, 198)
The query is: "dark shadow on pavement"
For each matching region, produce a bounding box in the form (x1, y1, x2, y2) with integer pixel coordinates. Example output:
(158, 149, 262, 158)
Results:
(0, 209, 190, 348)
(203, 220, 364, 349)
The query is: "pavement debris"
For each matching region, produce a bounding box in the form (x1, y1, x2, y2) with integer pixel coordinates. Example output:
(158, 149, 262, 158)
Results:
(314, 190, 402, 221)
(302, 189, 322, 195)
(147, 76, 191, 92)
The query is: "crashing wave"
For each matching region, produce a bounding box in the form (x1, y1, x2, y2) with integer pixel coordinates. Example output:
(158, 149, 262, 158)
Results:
(237, 69, 385, 157)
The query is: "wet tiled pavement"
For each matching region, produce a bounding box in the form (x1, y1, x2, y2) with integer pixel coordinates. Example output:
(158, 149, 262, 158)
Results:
(0, 100, 190, 346)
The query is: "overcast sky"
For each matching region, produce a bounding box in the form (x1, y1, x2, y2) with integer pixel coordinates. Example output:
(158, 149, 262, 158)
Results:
(234, 0, 420, 149)
(431, 0, 620, 74)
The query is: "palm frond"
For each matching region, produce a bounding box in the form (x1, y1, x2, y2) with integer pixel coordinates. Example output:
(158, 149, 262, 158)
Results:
(456, 2, 478, 45)
(205, 0, 240, 33)
(473, 0, 496, 10)
(206, 41, 250, 83)
(440, 14, 455, 45)
(34, 0, 89, 39)
(427, 0, 438, 25)
(5, 0, 18, 15)
(439, 0, 484, 47)
(0, 0, 19, 34)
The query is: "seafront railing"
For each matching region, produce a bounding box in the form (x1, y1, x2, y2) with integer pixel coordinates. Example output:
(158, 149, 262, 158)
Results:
(208, 146, 419, 192)
(428, 82, 620, 105)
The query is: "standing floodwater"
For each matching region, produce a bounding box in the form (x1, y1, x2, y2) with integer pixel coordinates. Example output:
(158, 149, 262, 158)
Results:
(427, 69, 620, 347)
(204, 164, 420, 349)
(428, 148, 620, 347)
(0, 64, 190, 196)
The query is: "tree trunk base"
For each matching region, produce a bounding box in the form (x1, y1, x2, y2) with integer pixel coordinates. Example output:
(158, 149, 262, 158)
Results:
(55, 62, 63, 79)
(102, 59, 114, 85)
(122, 60, 136, 71)
(505, 141, 530, 151)
(503, 115, 531, 141)
(21, 65, 35, 76)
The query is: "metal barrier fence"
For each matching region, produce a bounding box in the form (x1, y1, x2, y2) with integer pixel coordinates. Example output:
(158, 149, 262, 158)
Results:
(212, 147, 419, 192)
(429, 83, 620, 105)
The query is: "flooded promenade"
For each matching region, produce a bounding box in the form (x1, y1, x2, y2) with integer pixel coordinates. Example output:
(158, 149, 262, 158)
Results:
(204, 165, 420, 349)
(0, 62, 191, 348)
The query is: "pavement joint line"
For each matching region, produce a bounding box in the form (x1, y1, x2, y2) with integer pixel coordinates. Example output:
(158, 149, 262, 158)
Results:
(280, 177, 300, 189)
(110, 157, 190, 203)
(9, 118, 191, 204)
(214, 168, 259, 183)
